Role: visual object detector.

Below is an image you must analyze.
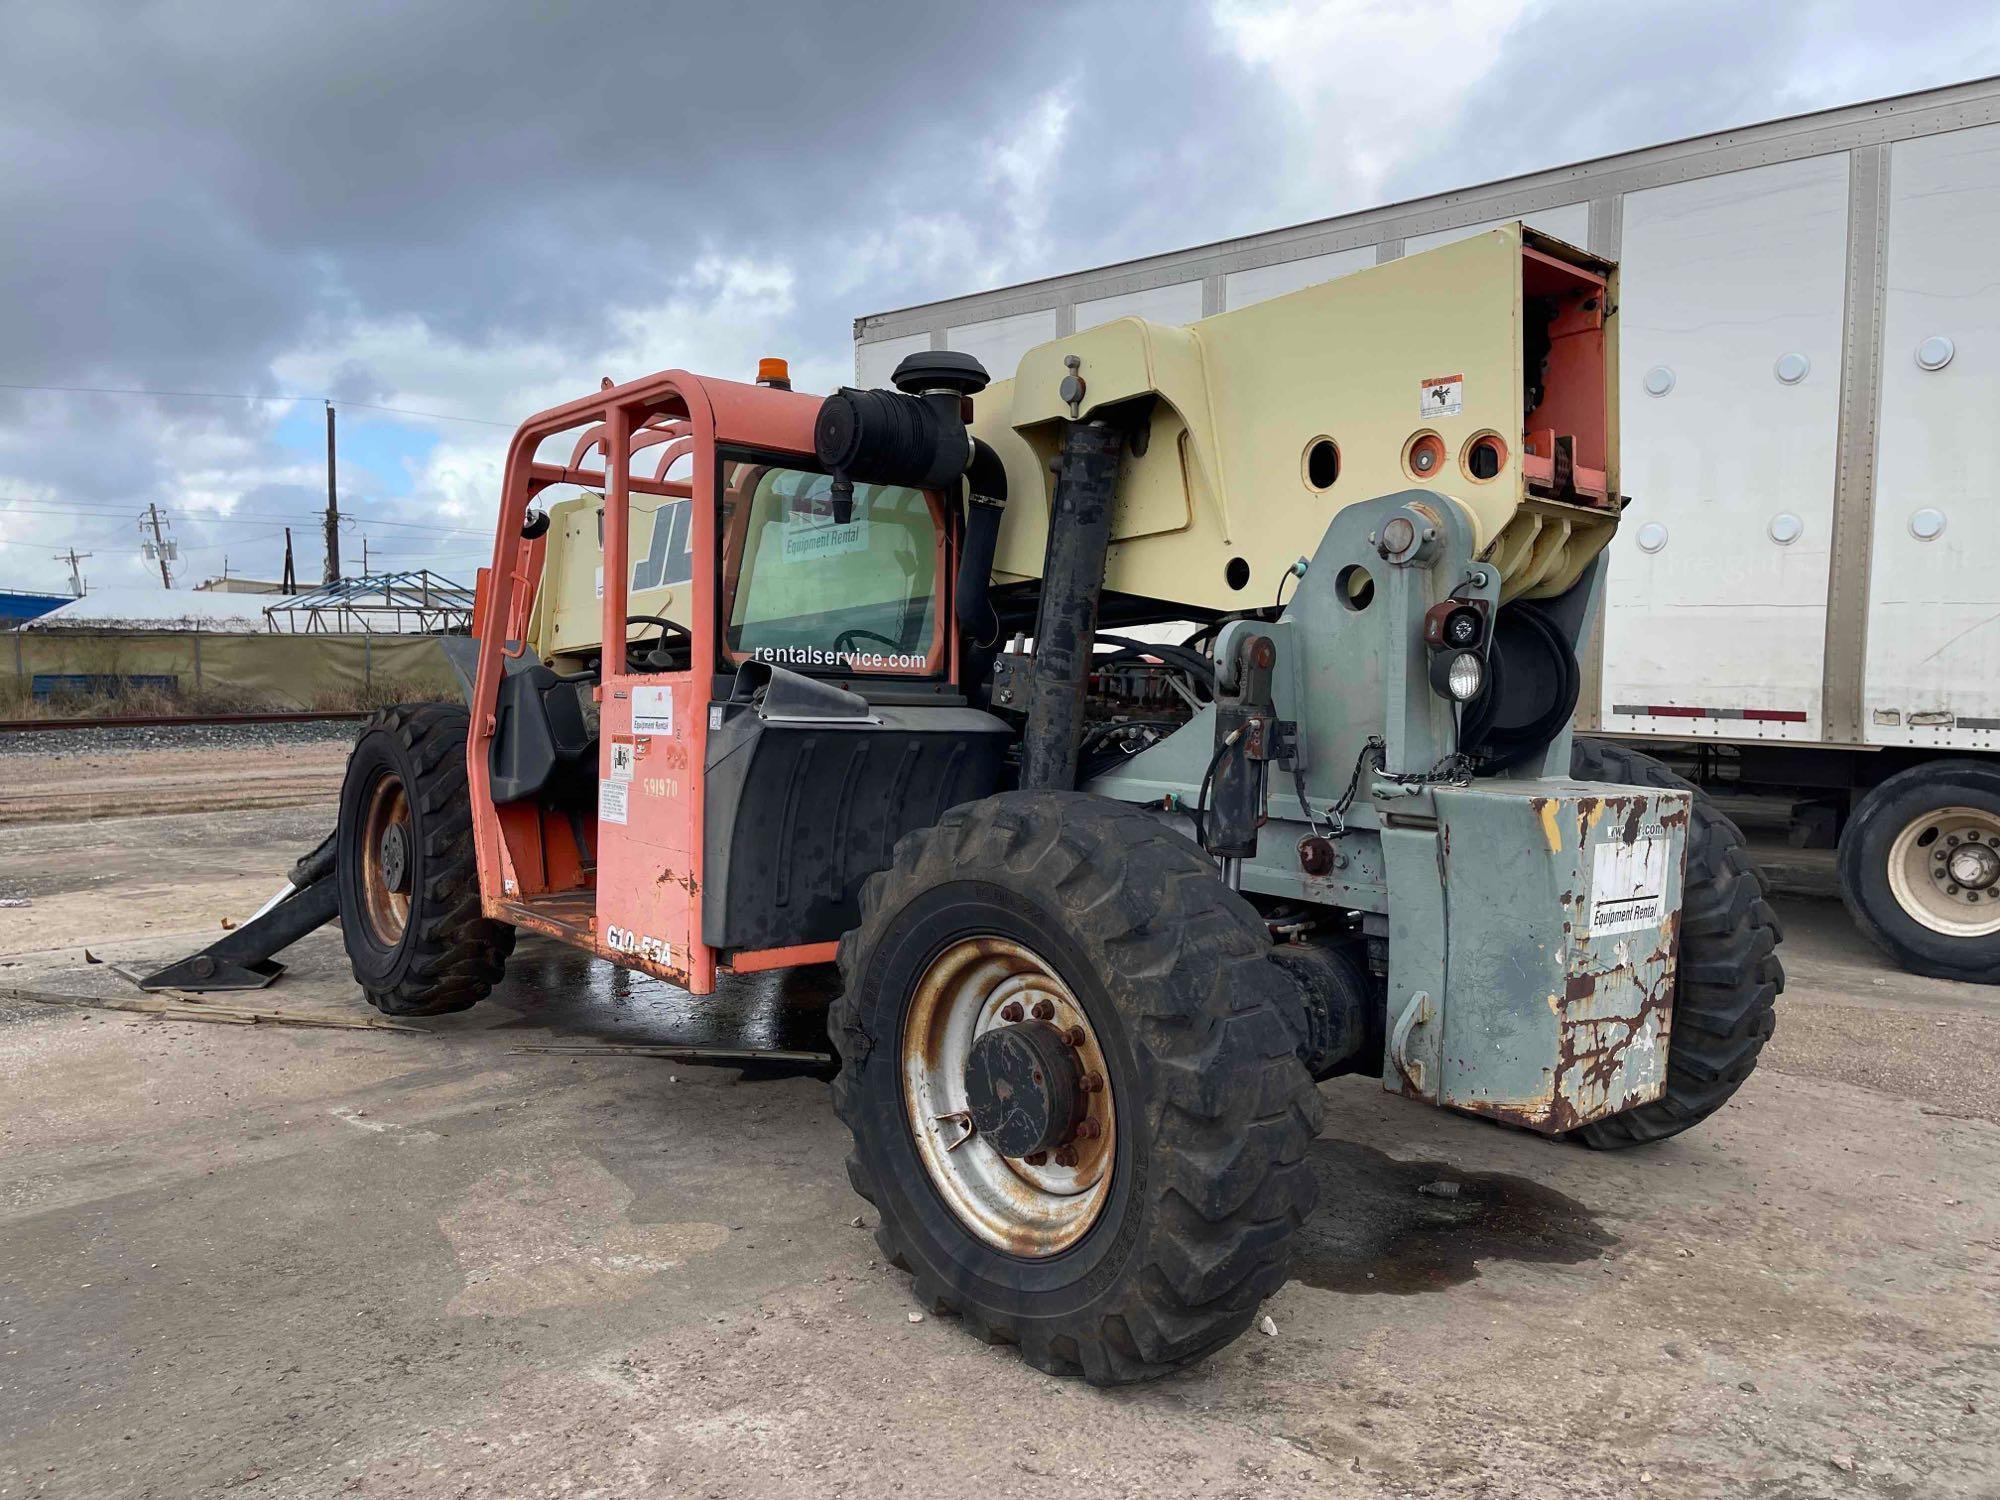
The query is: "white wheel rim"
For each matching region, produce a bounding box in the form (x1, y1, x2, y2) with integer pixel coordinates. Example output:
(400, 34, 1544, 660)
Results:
(900, 937, 1116, 1257)
(1886, 804, 2000, 938)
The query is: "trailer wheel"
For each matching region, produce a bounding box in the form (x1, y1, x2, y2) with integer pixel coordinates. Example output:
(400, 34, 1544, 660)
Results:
(831, 791, 1321, 1384)
(1838, 760, 2000, 984)
(336, 703, 514, 1016)
(1568, 739, 1783, 1147)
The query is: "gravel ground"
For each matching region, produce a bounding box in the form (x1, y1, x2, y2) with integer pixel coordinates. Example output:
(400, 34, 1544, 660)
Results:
(0, 718, 365, 759)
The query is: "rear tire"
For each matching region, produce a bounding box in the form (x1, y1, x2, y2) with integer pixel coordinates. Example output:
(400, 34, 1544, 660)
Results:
(1568, 739, 1783, 1147)
(336, 703, 513, 1016)
(831, 791, 1321, 1384)
(1838, 760, 2000, 984)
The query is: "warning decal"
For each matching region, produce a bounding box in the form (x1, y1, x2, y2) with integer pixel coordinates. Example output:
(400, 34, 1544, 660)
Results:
(608, 736, 636, 782)
(1420, 373, 1464, 419)
(1587, 836, 1668, 935)
(598, 778, 629, 826)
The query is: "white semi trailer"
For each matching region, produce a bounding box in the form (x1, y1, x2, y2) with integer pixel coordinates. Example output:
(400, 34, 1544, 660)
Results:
(856, 77, 2000, 984)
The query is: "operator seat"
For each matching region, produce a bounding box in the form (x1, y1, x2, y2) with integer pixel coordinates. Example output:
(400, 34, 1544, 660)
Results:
(489, 661, 599, 806)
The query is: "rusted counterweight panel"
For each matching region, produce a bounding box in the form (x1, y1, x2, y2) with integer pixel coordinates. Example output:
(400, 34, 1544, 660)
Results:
(1424, 779, 1689, 1134)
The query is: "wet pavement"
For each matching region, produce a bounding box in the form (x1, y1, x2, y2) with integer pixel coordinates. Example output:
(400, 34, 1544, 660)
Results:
(1288, 1139, 1615, 1295)
(483, 941, 838, 1059)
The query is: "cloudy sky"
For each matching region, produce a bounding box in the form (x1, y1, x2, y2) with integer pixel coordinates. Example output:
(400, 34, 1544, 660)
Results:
(3, 1, 1994, 596)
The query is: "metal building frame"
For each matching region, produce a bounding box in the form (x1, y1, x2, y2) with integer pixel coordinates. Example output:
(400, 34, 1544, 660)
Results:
(854, 76, 2000, 742)
(262, 570, 475, 635)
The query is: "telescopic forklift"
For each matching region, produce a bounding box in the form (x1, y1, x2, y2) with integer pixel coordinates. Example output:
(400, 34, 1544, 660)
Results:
(194, 225, 1781, 1383)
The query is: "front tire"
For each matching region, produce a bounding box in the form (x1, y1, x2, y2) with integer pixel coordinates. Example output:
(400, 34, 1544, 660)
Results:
(1838, 760, 2000, 983)
(1569, 739, 1783, 1147)
(831, 792, 1321, 1385)
(336, 703, 513, 1016)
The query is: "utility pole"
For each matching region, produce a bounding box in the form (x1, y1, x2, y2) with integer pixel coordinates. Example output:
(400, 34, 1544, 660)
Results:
(323, 402, 341, 584)
(282, 527, 297, 593)
(361, 535, 370, 576)
(140, 504, 174, 588)
(53, 548, 91, 597)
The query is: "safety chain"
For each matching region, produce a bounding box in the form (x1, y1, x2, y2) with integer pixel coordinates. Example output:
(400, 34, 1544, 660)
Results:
(1294, 735, 1474, 836)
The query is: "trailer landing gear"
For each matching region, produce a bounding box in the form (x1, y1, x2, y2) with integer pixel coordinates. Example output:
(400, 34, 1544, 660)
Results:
(831, 791, 1321, 1384)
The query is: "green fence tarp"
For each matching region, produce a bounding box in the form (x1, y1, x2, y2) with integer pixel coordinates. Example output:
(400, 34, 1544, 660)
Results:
(9, 630, 462, 709)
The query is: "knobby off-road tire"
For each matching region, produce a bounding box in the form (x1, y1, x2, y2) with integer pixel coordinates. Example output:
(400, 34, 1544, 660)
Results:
(1568, 738, 1783, 1147)
(1838, 760, 2000, 984)
(336, 703, 514, 1016)
(831, 791, 1322, 1385)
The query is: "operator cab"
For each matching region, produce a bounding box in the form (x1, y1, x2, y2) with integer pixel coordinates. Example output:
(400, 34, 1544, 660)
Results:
(464, 373, 1002, 994)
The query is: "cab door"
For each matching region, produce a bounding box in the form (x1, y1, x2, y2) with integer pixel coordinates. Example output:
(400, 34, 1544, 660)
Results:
(591, 400, 714, 991)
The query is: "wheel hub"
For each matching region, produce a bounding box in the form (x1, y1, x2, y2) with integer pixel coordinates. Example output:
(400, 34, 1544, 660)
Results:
(1943, 838, 2000, 893)
(964, 1020, 1084, 1159)
(1888, 805, 2000, 938)
(378, 823, 410, 894)
(900, 937, 1116, 1256)
(357, 771, 413, 946)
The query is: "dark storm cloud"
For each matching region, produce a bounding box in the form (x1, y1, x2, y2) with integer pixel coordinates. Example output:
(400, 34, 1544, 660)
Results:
(2, 1, 1309, 591)
(1, 1, 1275, 389)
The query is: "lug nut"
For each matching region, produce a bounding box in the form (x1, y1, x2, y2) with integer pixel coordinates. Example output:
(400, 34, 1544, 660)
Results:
(999, 1001, 1024, 1023)
(1054, 1147, 1079, 1168)
(1083, 1071, 1104, 1093)
(1024, 1151, 1048, 1166)
(1079, 1119, 1102, 1140)
(1063, 1025, 1086, 1047)
(1031, 999, 1056, 1021)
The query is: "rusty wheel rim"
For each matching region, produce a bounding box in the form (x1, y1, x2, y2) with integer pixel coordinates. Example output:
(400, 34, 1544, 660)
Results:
(901, 937, 1116, 1257)
(1888, 805, 2000, 938)
(357, 770, 413, 947)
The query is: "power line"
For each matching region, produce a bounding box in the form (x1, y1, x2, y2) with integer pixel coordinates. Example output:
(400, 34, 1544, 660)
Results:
(0, 382, 514, 428)
(0, 500, 490, 537)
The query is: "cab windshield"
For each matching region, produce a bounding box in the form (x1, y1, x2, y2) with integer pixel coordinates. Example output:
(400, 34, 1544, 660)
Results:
(719, 456, 945, 677)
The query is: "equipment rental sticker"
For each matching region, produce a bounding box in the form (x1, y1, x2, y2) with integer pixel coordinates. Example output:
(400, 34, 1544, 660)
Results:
(1420, 374, 1464, 419)
(1587, 836, 1668, 935)
(631, 685, 673, 736)
(598, 778, 629, 826)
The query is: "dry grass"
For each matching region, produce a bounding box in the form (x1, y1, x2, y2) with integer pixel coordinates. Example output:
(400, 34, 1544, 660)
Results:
(0, 677, 461, 721)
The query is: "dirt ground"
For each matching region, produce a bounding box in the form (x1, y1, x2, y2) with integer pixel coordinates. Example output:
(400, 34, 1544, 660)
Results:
(2, 795, 1996, 1499)
(0, 733, 348, 827)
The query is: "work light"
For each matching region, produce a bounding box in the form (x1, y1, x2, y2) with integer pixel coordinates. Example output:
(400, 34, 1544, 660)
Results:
(1431, 647, 1486, 703)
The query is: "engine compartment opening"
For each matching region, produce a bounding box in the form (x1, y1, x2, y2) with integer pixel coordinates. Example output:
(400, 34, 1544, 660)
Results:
(1520, 245, 1610, 506)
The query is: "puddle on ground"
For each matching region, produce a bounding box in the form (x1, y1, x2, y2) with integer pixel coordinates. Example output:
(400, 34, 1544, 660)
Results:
(1288, 1137, 1615, 1294)
(481, 937, 837, 1074)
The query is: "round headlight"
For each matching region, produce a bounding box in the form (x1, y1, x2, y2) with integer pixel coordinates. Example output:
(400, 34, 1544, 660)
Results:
(1446, 652, 1485, 701)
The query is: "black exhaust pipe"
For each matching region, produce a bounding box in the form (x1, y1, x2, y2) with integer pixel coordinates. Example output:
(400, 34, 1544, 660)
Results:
(955, 438, 1007, 642)
(1019, 419, 1124, 791)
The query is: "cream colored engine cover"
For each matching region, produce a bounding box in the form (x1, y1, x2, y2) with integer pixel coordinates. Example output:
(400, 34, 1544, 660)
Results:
(975, 224, 1619, 609)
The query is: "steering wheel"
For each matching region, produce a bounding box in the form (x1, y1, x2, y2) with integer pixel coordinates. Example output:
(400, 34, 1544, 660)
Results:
(834, 627, 903, 657)
(625, 614, 691, 672)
